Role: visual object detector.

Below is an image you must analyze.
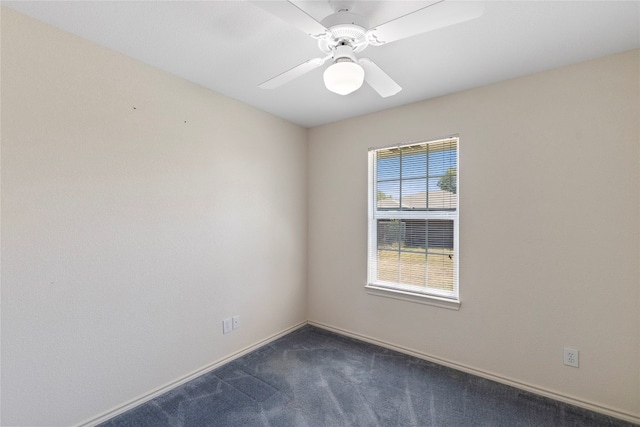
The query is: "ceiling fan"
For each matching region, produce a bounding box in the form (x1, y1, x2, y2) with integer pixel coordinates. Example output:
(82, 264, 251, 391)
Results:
(252, 0, 485, 97)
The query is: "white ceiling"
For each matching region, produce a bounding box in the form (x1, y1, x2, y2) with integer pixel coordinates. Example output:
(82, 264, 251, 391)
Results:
(3, 1, 639, 128)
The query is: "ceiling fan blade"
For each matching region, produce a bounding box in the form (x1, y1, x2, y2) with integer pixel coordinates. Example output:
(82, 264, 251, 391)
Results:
(366, 1, 485, 45)
(250, 1, 330, 39)
(359, 58, 402, 98)
(259, 56, 330, 89)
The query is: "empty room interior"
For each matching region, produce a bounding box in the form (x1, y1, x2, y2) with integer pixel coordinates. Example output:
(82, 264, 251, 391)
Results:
(1, 1, 639, 426)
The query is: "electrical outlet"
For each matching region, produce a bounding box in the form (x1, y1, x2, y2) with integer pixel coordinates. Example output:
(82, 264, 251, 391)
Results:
(232, 315, 240, 330)
(563, 347, 579, 368)
(223, 318, 232, 334)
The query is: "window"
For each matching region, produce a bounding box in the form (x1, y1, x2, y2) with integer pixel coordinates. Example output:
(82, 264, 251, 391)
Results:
(367, 137, 459, 304)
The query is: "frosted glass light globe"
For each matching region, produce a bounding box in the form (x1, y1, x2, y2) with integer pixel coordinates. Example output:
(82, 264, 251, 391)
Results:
(323, 61, 365, 95)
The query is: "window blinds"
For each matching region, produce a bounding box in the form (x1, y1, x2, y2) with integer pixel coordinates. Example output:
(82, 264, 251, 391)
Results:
(368, 137, 458, 299)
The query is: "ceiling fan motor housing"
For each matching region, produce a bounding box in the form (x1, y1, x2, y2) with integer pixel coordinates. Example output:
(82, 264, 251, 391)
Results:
(318, 11, 368, 53)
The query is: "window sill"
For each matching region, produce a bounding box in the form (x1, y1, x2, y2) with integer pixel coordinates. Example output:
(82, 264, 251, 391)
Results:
(365, 284, 461, 310)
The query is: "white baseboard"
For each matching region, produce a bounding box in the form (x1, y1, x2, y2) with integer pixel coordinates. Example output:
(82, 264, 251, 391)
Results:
(77, 321, 307, 427)
(308, 320, 640, 425)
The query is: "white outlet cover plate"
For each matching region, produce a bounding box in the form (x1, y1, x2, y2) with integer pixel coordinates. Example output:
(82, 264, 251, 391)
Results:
(223, 318, 232, 334)
(563, 347, 579, 367)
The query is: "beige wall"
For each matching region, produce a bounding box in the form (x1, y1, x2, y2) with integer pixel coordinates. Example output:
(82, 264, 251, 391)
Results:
(308, 50, 640, 420)
(1, 8, 307, 426)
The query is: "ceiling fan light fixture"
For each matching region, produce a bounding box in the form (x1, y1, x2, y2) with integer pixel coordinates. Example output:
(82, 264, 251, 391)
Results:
(323, 60, 365, 95)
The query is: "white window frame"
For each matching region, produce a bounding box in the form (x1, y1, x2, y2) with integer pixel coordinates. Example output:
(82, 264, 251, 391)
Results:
(366, 136, 460, 310)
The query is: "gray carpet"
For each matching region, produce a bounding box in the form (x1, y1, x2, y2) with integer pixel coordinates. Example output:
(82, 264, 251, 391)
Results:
(99, 325, 636, 426)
